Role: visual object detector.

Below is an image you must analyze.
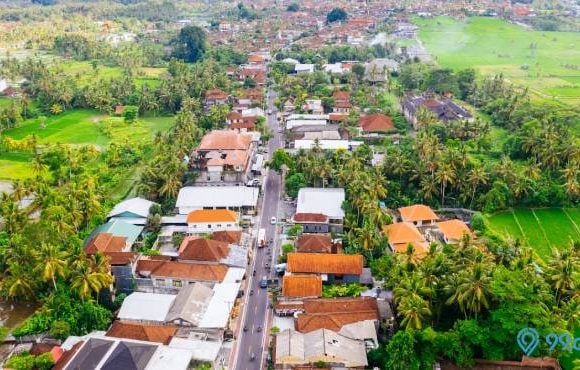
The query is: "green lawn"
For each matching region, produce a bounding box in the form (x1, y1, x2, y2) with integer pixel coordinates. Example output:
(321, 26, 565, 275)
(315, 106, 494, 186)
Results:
(414, 16, 580, 105)
(0, 97, 15, 108)
(487, 208, 580, 259)
(0, 152, 33, 180)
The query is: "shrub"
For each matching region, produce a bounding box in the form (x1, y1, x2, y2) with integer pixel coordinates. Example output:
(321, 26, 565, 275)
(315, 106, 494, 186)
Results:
(49, 320, 71, 340)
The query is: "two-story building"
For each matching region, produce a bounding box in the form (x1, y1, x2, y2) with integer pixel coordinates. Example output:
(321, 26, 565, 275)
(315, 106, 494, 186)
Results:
(190, 130, 255, 184)
(293, 188, 345, 233)
(185, 209, 240, 234)
(398, 204, 439, 226)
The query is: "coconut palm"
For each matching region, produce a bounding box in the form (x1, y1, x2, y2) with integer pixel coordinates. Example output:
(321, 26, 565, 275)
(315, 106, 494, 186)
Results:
(466, 165, 488, 208)
(35, 243, 68, 291)
(2, 263, 36, 300)
(69, 257, 113, 300)
(546, 247, 578, 305)
(435, 163, 456, 206)
(397, 295, 432, 330)
(446, 263, 491, 319)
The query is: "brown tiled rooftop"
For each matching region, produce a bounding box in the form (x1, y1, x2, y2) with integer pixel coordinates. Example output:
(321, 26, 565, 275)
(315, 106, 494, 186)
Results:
(197, 130, 252, 151)
(296, 234, 332, 253)
(358, 113, 395, 132)
(179, 238, 230, 261)
(295, 297, 379, 333)
(85, 233, 127, 254)
(105, 321, 177, 345)
(137, 259, 228, 282)
(211, 230, 242, 244)
(293, 213, 328, 223)
(153, 261, 228, 282)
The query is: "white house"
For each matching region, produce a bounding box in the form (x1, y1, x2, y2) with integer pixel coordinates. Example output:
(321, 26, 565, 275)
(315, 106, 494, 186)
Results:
(186, 209, 240, 234)
(295, 64, 314, 74)
(176, 186, 259, 215)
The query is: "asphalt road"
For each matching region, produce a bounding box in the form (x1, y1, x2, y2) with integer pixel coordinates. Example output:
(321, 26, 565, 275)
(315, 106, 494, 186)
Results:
(234, 87, 281, 370)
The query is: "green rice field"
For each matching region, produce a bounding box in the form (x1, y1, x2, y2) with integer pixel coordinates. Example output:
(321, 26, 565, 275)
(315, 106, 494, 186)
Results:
(0, 109, 174, 180)
(487, 208, 580, 259)
(414, 16, 580, 106)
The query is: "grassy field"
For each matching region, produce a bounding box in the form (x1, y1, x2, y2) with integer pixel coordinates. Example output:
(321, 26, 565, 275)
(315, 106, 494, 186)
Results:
(414, 16, 580, 105)
(58, 60, 166, 87)
(0, 109, 174, 180)
(487, 208, 580, 258)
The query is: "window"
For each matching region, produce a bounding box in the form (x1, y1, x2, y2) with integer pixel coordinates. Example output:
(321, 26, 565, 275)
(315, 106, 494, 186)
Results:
(156, 279, 166, 287)
(173, 280, 183, 288)
(217, 224, 222, 228)
(208, 224, 212, 228)
(191, 225, 197, 229)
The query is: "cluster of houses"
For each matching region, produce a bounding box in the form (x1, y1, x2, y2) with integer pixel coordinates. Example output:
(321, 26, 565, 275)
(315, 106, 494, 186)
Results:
(45, 54, 274, 368)
(272, 187, 382, 369)
(46, 191, 257, 368)
(270, 189, 473, 368)
(383, 204, 473, 258)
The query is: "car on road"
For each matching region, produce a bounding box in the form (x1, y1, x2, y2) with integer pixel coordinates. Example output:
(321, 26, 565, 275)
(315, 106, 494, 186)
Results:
(260, 276, 268, 289)
(270, 216, 277, 224)
(246, 179, 260, 187)
(267, 109, 273, 115)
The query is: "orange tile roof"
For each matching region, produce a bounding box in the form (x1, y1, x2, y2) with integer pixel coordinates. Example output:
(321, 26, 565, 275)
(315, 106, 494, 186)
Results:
(211, 230, 242, 244)
(333, 91, 351, 101)
(287, 253, 363, 275)
(179, 238, 230, 261)
(248, 54, 265, 63)
(105, 252, 138, 265)
(205, 88, 228, 100)
(85, 233, 127, 254)
(398, 204, 439, 222)
(391, 241, 430, 259)
(295, 297, 379, 333)
(106, 321, 177, 345)
(282, 275, 322, 298)
(137, 260, 228, 282)
(197, 130, 252, 151)
(296, 234, 332, 253)
(333, 101, 353, 109)
(358, 113, 395, 132)
(227, 111, 243, 120)
(437, 219, 472, 242)
(382, 222, 425, 245)
(230, 121, 256, 130)
(328, 113, 348, 122)
(186, 209, 238, 223)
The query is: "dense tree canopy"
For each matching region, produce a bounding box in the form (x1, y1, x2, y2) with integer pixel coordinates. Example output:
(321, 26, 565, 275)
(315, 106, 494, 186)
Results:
(326, 8, 347, 23)
(172, 26, 207, 63)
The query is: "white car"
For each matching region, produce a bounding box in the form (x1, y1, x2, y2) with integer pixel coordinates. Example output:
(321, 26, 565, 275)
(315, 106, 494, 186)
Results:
(270, 217, 277, 225)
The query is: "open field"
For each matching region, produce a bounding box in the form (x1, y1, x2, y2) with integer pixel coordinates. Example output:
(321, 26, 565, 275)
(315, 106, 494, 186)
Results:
(487, 208, 580, 259)
(414, 16, 580, 106)
(0, 109, 174, 180)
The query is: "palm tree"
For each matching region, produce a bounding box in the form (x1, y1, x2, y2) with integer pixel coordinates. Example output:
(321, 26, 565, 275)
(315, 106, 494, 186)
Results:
(397, 295, 432, 330)
(2, 263, 36, 300)
(435, 163, 456, 206)
(466, 166, 488, 208)
(35, 243, 68, 291)
(446, 263, 491, 319)
(69, 257, 113, 300)
(546, 247, 578, 305)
